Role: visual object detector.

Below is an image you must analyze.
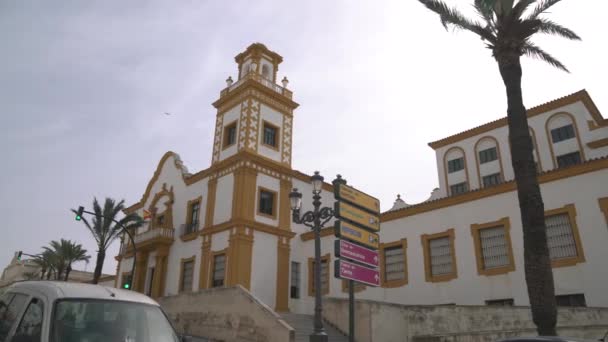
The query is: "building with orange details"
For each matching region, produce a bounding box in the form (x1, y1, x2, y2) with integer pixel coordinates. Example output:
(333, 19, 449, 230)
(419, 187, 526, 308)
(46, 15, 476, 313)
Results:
(115, 43, 608, 312)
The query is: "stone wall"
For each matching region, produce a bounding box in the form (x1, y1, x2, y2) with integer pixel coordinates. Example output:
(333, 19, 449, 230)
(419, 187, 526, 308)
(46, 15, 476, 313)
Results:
(158, 285, 294, 342)
(323, 298, 608, 342)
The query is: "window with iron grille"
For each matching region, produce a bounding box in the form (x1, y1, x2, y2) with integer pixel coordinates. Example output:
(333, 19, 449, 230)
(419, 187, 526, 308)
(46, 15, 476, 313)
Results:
(189, 201, 200, 227)
(485, 298, 514, 306)
(263, 123, 277, 147)
(290, 262, 300, 299)
(212, 254, 226, 287)
(482, 173, 502, 187)
(447, 157, 464, 173)
(556, 151, 581, 168)
(429, 237, 453, 277)
(450, 182, 468, 195)
(180, 260, 194, 292)
(479, 147, 498, 164)
(259, 190, 275, 216)
(384, 246, 405, 282)
(556, 294, 586, 307)
(478, 225, 510, 269)
(551, 124, 575, 143)
(310, 259, 329, 295)
(545, 213, 578, 260)
(223, 122, 237, 148)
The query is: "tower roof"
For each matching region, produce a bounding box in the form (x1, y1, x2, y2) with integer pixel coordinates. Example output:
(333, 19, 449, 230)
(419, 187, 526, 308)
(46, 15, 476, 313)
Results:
(235, 43, 283, 65)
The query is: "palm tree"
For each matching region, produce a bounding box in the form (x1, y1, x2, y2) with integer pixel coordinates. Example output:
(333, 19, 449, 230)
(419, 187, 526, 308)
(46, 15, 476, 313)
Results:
(32, 250, 55, 280)
(72, 198, 143, 284)
(417, 0, 580, 335)
(43, 241, 67, 280)
(60, 240, 90, 281)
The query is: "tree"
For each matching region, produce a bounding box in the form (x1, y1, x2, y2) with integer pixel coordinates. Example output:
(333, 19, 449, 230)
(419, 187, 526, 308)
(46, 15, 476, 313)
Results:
(73, 198, 143, 284)
(60, 240, 90, 281)
(417, 0, 580, 335)
(42, 239, 89, 281)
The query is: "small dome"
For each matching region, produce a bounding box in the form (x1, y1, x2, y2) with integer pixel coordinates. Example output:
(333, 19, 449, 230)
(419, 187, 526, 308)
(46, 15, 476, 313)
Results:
(389, 194, 410, 211)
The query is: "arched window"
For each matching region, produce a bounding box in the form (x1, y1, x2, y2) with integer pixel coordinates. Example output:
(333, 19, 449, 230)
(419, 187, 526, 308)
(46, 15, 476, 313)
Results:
(261, 64, 271, 79)
(474, 136, 504, 188)
(444, 147, 470, 196)
(545, 112, 585, 169)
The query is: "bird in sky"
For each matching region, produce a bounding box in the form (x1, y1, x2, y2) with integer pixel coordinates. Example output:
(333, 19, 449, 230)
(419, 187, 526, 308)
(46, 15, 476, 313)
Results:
(164, 112, 171, 116)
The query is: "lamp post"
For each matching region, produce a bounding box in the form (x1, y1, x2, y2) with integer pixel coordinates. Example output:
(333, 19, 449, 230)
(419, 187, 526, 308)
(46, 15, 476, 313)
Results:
(289, 171, 335, 342)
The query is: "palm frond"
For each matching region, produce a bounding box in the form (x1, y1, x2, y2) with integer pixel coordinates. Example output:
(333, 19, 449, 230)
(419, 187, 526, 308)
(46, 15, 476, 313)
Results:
(537, 19, 581, 40)
(419, 0, 496, 43)
(522, 42, 569, 72)
(473, 0, 494, 26)
(511, 0, 537, 19)
(528, 0, 562, 19)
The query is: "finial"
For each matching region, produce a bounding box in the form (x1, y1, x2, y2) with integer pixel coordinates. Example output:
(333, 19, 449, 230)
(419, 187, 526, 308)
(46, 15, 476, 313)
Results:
(397, 194, 401, 199)
(281, 76, 289, 88)
(226, 76, 233, 87)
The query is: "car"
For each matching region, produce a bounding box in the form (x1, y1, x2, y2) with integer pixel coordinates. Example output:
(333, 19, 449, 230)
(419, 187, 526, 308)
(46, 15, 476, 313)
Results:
(0, 281, 192, 342)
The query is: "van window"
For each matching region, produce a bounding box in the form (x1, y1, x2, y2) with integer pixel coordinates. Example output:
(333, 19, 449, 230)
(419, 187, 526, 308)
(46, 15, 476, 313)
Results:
(0, 293, 28, 340)
(12, 297, 44, 342)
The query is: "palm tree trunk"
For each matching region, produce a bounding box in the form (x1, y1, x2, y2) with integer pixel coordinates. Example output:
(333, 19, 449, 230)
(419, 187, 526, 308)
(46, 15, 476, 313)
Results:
(64, 265, 72, 281)
(40, 269, 46, 280)
(93, 249, 105, 284)
(498, 57, 557, 336)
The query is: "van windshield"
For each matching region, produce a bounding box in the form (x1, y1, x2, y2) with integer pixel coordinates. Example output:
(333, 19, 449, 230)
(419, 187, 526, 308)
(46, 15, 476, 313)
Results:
(51, 299, 180, 342)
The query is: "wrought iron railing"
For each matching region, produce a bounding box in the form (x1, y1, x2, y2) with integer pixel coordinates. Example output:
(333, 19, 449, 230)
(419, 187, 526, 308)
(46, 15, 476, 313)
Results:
(179, 222, 199, 237)
(220, 72, 292, 99)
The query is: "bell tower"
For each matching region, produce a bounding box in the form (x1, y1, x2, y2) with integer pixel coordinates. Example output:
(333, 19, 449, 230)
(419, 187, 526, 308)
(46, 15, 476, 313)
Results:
(211, 43, 299, 167)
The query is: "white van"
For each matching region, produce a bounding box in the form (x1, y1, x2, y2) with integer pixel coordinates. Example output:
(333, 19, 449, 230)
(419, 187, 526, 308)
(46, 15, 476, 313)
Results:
(0, 281, 188, 342)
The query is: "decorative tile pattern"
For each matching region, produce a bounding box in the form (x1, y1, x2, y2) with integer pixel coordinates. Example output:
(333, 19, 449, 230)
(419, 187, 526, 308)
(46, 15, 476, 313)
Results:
(282, 116, 292, 165)
(212, 115, 224, 163)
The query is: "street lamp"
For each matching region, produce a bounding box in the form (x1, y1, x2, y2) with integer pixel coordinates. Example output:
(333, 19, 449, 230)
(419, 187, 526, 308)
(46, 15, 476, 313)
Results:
(289, 171, 335, 342)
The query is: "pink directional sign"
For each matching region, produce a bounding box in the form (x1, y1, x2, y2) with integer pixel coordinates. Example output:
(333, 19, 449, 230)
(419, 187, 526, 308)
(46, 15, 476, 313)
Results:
(334, 259, 380, 287)
(334, 239, 379, 268)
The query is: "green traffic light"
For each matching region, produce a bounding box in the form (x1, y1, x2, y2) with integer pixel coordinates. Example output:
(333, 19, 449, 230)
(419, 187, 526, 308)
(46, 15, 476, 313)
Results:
(123, 284, 130, 289)
(75, 215, 81, 221)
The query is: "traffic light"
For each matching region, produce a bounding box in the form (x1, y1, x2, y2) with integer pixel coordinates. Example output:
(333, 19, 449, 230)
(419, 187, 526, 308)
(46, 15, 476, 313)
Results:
(75, 206, 84, 221)
(123, 283, 130, 289)
(17, 251, 22, 261)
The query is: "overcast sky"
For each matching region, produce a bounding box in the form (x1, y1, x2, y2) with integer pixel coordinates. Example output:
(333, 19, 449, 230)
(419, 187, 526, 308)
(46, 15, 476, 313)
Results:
(1, 1, 606, 275)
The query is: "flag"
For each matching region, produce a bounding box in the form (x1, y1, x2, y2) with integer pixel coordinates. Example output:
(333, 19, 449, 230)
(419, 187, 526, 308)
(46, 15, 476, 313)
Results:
(143, 209, 151, 220)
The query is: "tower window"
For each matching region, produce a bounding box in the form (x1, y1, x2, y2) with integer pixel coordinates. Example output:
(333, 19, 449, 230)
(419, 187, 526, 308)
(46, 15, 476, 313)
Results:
(450, 182, 468, 195)
(551, 124, 575, 143)
(447, 157, 464, 173)
(482, 173, 502, 187)
(258, 188, 277, 218)
(223, 121, 237, 148)
(262, 122, 279, 149)
(479, 147, 498, 164)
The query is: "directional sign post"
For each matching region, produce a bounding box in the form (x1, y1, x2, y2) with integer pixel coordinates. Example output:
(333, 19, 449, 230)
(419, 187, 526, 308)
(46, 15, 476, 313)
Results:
(332, 179, 381, 342)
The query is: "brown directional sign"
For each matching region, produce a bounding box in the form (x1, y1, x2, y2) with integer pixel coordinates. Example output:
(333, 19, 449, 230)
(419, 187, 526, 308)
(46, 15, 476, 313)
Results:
(334, 221, 379, 250)
(334, 201, 380, 232)
(334, 183, 380, 215)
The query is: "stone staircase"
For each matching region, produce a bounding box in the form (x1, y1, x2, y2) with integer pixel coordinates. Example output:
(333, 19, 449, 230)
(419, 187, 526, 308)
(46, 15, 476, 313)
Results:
(281, 313, 349, 342)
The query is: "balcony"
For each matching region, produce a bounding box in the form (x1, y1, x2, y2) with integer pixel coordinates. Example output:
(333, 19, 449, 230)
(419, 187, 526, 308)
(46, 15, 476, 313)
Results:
(121, 227, 174, 255)
(220, 72, 293, 100)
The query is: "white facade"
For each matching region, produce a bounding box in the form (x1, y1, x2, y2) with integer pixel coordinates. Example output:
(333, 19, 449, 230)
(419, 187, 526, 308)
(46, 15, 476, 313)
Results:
(116, 43, 608, 313)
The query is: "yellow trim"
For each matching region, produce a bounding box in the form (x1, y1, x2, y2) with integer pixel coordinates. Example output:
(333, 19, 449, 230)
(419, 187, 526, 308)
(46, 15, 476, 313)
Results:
(204, 179, 217, 229)
(545, 112, 586, 169)
(227, 227, 254, 289)
(134, 251, 149, 293)
(234, 43, 283, 68)
(261, 120, 281, 151)
(180, 231, 199, 242)
(178, 255, 196, 293)
(341, 280, 366, 293)
(151, 246, 169, 298)
(308, 253, 330, 297)
(210, 249, 228, 288)
(599, 197, 608, 225)
(181, 196, 202, 242)
(470, 217, 515, 276)
(587, 137, 608, 149)
(232, 167, 258, 221)
(213, 78, 299, 114)
(199, 235, 212, 289)
(379, 239, 408, 288)
(201, 218, 297, 239)
(382, 157, 608, 222)
(300, 226, 335, 241)
(428, 90, 605, 150)
(279, 179, 292, 231)
(474, 136, 505, 188)
(545, 204, 586, 268)
(421, 229, 457, 283)
(275, 236, 291, 312)
(443, 146, 471, 195)
(222, 120, 238, 150)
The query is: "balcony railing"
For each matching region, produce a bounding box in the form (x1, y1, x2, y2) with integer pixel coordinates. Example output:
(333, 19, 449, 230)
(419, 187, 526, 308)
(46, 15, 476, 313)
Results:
(220, 72, 293, 99)
(133, 227, 174, 245)
(179, 222, 200, 237)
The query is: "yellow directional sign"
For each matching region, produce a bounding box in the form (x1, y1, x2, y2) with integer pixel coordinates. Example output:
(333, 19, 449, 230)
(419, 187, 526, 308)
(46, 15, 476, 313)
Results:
(334, 201, 380, 232)
(334, 183, 380, 214)
(334, 221, 379, 250)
